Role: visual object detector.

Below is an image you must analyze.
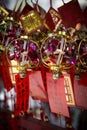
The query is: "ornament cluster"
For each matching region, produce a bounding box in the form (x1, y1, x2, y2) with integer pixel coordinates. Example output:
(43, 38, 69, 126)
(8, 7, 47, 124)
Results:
(0, 3, 87, 79)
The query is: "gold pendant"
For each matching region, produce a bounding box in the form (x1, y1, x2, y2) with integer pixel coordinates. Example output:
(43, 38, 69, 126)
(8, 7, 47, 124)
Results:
(20, 11, 42, 34)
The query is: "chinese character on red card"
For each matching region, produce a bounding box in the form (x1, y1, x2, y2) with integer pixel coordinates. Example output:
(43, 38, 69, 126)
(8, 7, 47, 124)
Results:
(44, 7, 62, 31)
(74, 73, 87, 109)
(20, 10, 42, 34)
(63, 72, 75, 106)
(29, 71, 48, 101)
(15, 73, 29, 115)
(46, 72, 69, 117)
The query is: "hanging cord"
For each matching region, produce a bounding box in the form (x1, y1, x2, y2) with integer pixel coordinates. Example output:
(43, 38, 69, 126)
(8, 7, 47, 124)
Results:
(61, 0, 65, 5)
(61, 0, 77, 5)
(31, 0, 40, 12)
(35, 0, 39, 8)
(31, 0, 46, 20)
(50, 0, 52, 8)
(14, 0, 27, 13)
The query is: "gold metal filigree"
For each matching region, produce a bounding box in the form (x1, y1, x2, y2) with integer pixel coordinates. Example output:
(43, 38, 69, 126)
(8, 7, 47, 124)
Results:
(20, 11, 42, 34)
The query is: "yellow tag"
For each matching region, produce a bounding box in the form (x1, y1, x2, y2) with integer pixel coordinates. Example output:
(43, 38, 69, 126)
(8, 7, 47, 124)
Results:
(64, 74, 75, 106)
(20, 11, 42, 34)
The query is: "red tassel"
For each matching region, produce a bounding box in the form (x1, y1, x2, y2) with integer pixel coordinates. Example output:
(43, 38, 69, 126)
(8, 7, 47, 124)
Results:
(1, 54, 13, 91)
(14, 73, 29, 115)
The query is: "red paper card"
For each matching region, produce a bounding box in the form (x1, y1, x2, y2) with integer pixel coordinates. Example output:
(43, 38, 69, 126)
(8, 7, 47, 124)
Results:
(74, 73, 87, 109)
(44, 7, 62, 31)
(46, 72, 69, 117)
(15, 73, 29, 115)
(63, 72, 75, 106)
(58, 1, 83, 28)
(29, 71, 48, 101)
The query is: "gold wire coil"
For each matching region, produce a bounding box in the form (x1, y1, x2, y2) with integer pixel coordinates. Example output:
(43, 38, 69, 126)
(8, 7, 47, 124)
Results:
(6, 36, 41, 70)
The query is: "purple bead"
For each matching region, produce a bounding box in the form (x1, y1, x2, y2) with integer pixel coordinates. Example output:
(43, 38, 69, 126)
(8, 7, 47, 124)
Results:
(28, 41, 40, 64)
(29, 42, 37, 50)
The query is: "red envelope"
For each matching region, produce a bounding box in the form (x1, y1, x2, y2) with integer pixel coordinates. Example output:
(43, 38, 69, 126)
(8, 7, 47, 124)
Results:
(29, 71, 48, 101)
(15, 73, 29, 115)
(74, 73, 87, 109)
(46, 72, 69, 117)
(58, 0, 83, 28)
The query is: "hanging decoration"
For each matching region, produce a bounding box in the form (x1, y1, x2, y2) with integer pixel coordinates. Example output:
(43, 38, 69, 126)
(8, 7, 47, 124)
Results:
(46, 72, 69, 117)
(1, 53, 13, 91)
(41, 33, 65, 79)
(29, 70, 48, 101)
(19, 0, 43, 34)
(44, 0, 62, 31)
(58, 0, 83, 28)
(0, 0, 87, 118)
(74, 73, 87, 109)
(63, 36, 78, 69)
(63, 71, 75, 106)
(27, 39, 41, 68)
(6, 35, 41, 77)
(14, 73, 29, 115)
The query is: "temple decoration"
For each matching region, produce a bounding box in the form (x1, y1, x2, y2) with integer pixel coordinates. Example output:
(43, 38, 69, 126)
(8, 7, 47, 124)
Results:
(0, 0, 87, 117)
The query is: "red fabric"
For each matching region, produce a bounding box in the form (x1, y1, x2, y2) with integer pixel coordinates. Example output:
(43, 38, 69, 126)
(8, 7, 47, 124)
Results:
(44, 7, 61, 31)
(15, 73, 29, 115)
(58, 1, 83, 28)
(1, 54, 13, 91)
(46, 72, 69, 117)
(74, 73, 87, 109)
(20, 3, 33, 16)
(29, 71, 48, 101)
